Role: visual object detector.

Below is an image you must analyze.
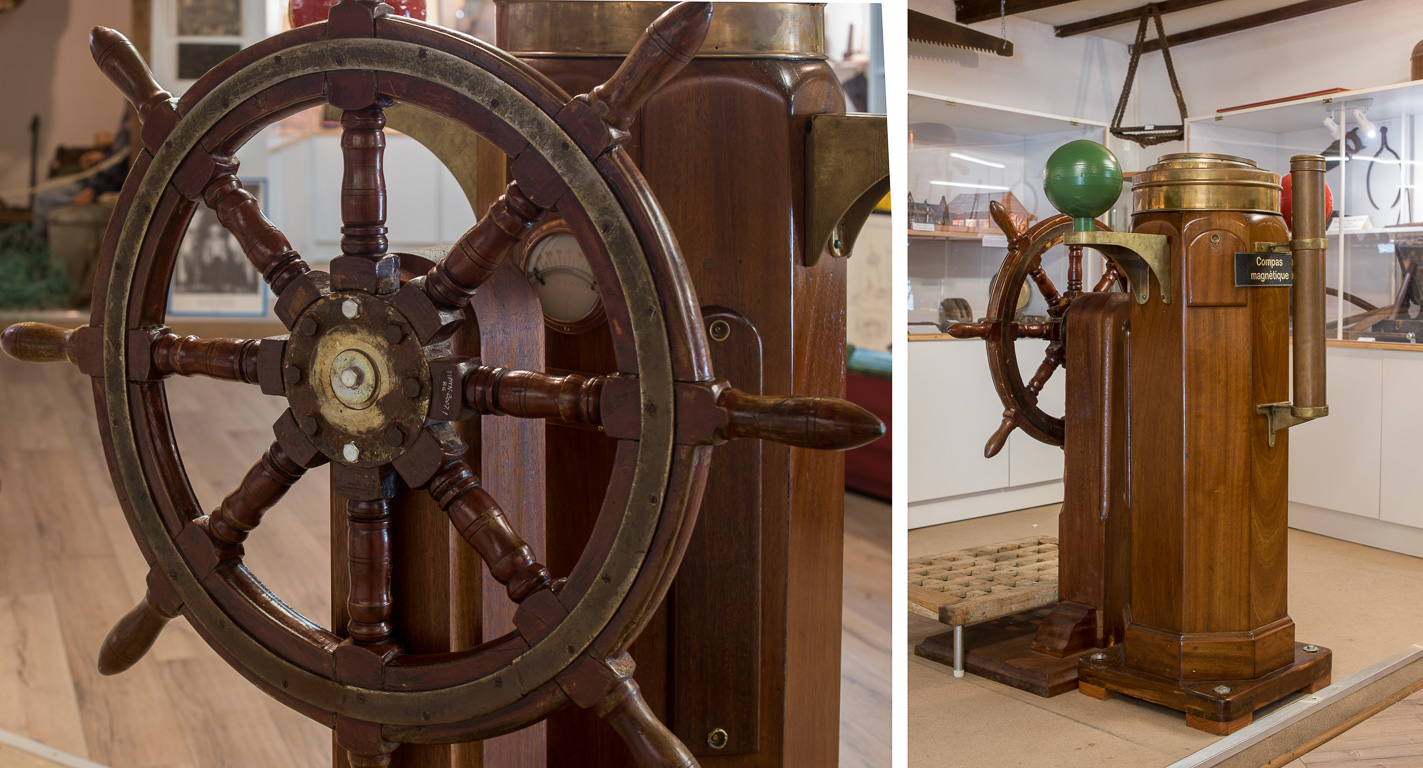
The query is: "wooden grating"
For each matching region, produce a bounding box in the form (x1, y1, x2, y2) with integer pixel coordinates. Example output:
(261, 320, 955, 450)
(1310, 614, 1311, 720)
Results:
(908, 536, 1059, 626)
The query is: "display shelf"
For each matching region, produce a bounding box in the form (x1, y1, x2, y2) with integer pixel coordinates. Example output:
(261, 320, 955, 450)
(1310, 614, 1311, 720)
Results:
(906, 228, 988, 241)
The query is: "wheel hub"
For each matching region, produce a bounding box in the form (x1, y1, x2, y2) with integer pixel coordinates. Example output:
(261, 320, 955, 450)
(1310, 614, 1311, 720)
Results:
(330, 349, 378, 408)
(283, 291, 431, 467)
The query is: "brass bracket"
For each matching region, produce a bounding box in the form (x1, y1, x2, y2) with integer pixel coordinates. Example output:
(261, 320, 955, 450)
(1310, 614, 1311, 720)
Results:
(1254, 238, 1328, 254)
(805, 113, 890, 266)
(1065, 231, 1172, 305)
(1256, 402, 1330, 448)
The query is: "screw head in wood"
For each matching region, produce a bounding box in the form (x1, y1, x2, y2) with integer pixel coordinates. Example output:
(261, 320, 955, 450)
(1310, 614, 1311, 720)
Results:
(1303, 644, 1319, 653)
(298, 317, 319, 336)
(385, 425, 405, 447)
(284, 364, 303, 384)
(709, 319, 731, 342)
(1089, 652, 1108, 661)
(402, 377, 421, 397)
(384, 324, 404, 344)
(707, 728, 728, 750)
(343, 443, 360, 462)
(341, 299, 360, 319)
(1213, 685, 1233, 695)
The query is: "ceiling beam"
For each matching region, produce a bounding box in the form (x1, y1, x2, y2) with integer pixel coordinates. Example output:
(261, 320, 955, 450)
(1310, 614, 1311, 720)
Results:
(1055, 0, 1227, 38)
(1134, 0, 1370, 54)
(955, 0, 1080, 25)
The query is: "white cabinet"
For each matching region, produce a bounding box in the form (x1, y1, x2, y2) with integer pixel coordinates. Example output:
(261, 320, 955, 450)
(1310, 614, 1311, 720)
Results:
(908, 339, 1066, 529)
(1379, 353, 1423, 527)
(1289, 346, 1382, 520)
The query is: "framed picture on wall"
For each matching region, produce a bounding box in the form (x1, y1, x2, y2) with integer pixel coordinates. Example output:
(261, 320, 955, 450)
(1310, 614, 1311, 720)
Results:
(176, 0, 242, 37)
(169, 179, 270, 317)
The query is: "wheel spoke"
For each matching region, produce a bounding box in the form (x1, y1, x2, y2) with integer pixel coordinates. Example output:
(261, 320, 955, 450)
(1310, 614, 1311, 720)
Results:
(1067, 245, 1083, 294)
(1026, 257, 1065, 314)
(424, 182, 545, 311)
(947, 321, 995, 340)
(346, 494, 396, 646)
(983, 409, 1020, 459)
(1025, 344, 1065, 399)
(1, 322, 87, 368)
(1012, 323, 1054, 340)
(205, 441, 312, 548)
(463, 365, 604, 426)
(427, 456, 551, 602)
(203, 162, 310, 295)
(340, 107, 389, 259)
(148, 333, 266, 385)
(1093, 263, 1123, 293)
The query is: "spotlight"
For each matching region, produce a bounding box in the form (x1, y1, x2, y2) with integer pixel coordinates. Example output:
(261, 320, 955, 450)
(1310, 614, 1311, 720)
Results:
(1323, 114, 1340, 139)
(1352, 108, 1378, 140)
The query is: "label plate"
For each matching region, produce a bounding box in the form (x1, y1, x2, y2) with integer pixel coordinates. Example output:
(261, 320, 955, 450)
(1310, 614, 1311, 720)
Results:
(1235, 251, 1293, 287)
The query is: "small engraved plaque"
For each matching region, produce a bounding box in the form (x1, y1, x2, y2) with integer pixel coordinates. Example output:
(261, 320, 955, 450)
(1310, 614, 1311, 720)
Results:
(1235, 251, 1293, 287)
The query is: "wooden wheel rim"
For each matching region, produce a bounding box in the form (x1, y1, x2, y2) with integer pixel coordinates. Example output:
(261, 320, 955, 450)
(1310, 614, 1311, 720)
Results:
(92, 20, 706, 736)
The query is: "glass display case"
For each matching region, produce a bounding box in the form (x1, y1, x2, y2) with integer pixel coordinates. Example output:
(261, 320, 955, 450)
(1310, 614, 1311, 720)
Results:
(905, 91, 1132, 525)
(906, 92, 1129, 336)
(1187, 81, 1423, 343)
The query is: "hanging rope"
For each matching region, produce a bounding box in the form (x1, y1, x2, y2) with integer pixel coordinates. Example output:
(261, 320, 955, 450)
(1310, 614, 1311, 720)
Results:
(1111, 4, 1190, 147)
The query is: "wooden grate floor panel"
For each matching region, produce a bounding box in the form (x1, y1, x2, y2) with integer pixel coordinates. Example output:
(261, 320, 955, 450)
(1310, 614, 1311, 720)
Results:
(907, 536, 1059, 626)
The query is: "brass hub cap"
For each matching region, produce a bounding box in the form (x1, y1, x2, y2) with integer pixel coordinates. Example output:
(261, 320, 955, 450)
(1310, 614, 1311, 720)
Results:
(283, 291, 431, 467)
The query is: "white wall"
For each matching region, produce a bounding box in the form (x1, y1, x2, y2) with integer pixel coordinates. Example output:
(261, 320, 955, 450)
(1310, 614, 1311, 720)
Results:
(907, 0, 1130, 124)
(1138, 0, 1423, 159)
(910, 0, 1423, 167)
(0, 0, 133, 205)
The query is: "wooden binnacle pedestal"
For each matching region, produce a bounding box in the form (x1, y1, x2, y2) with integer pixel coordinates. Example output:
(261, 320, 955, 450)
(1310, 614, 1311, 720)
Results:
(947, 147, 1333, 734)
(1068, 153, 1333, 733)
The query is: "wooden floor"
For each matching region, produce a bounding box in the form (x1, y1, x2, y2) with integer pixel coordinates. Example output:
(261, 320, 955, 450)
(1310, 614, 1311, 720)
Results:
(1284, 691, 1423, 768)
(0, 352, 891, 767)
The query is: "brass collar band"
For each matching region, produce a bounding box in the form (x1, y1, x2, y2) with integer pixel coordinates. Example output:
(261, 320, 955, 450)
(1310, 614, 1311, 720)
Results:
(1132, 152, 1282, 215)
(496, 1, 827, 59)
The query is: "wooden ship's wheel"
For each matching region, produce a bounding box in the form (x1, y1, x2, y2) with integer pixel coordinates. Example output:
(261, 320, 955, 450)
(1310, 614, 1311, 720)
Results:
(0, 2, 883, 766)
(950, 201, 1122, 457)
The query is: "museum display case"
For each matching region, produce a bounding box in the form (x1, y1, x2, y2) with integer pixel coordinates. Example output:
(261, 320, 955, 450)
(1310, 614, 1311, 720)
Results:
(1187, 81, 1423, 342)
(1184, 81, 1423, 557)
(906, 91, 1130, 527)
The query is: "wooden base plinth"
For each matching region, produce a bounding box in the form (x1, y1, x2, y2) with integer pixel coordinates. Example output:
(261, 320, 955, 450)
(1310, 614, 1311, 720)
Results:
(1077, 642, 1333, 733)
(915, 608, 1092, 697)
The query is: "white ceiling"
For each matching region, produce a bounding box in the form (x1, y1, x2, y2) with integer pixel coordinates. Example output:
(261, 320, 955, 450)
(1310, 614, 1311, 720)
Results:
(1009, 0, 1317, 46)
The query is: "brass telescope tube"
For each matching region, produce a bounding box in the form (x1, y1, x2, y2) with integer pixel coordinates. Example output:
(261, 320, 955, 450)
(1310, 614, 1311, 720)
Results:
(1291, 154, 1328, 418)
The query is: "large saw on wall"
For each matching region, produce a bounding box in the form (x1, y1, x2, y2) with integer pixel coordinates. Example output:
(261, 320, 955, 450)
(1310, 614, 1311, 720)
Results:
(909, 9, 1012, 57)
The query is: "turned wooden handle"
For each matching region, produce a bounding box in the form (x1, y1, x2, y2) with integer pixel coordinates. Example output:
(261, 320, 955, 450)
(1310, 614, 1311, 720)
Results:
(599, 679, 698, 768)
(98, 591, 178, 675)
(988, 200, 1018, 240)
(1, 322, 82, 364)
(719, 389, 884, 451)
(588, 2, 712, 131)
(90, 27, 172, 121)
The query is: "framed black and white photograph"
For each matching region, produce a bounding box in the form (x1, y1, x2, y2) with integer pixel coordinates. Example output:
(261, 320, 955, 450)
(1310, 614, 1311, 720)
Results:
(176, 0, 242, 37)
(169, 179, 269, 317)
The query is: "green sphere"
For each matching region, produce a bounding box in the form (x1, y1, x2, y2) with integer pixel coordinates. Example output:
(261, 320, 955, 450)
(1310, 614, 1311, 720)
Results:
(1043, 140, 1122, 230)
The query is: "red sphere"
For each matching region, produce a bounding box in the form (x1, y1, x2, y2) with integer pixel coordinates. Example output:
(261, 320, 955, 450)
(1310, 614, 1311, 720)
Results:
(1281, 173, 1333, 230)
(290, 0, 426, 28)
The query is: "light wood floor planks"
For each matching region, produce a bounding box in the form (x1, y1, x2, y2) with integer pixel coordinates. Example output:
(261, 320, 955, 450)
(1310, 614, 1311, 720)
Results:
(1282, 691, 1423, 768)
(0, 352, 890, 767)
